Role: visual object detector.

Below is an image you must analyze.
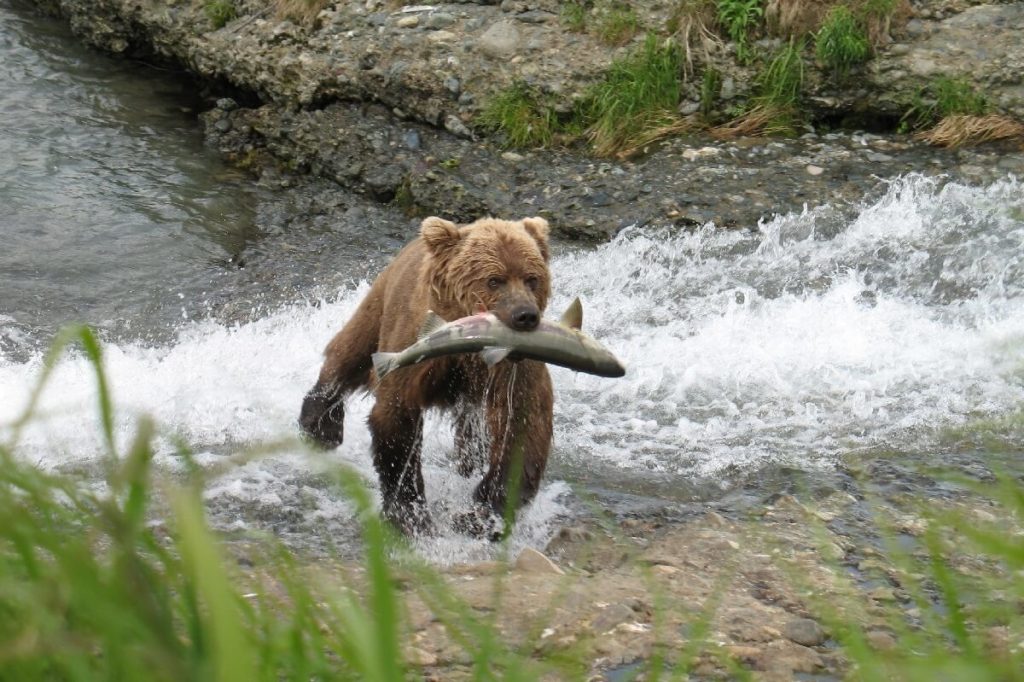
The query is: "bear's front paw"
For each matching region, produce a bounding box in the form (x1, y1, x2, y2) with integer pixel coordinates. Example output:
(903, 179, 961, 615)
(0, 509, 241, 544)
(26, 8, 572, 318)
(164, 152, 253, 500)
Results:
(299, 384, 344, 448)
(383, 502, 435, 538)
(452, 505, 505, 542)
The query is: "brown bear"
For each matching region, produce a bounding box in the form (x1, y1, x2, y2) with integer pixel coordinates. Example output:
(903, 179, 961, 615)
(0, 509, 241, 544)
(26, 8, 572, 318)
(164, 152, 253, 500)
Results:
(299, 215, 554, 534)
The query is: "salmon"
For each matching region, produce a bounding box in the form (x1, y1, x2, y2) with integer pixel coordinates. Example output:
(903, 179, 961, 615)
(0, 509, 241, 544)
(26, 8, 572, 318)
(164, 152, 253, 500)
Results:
(371, 298, 626, 379)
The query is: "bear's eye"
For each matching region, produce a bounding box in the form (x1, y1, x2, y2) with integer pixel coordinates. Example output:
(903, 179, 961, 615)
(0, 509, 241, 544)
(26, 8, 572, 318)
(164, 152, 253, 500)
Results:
(525, 276, 540, 291)
(487, 276, 504, 290)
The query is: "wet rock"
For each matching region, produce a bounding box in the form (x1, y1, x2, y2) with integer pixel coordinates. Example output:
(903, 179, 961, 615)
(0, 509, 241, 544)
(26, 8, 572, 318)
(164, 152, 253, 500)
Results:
(866, 629, 897, 651)
(783, 618, 827, 647)
(515, 547, 565, 575)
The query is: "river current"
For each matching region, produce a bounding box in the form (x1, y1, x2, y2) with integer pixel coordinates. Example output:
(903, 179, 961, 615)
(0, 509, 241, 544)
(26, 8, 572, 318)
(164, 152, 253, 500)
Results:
(2, 3, 1023, 562)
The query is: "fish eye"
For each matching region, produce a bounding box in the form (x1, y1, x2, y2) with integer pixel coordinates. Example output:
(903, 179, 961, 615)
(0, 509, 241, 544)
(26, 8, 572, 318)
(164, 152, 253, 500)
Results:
(487, 276, 504, 290)
(525, 276, 540, 291)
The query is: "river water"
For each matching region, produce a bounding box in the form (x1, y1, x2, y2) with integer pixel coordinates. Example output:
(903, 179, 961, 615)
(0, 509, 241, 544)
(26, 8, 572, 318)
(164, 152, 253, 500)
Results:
(2, 3, 1023, 563)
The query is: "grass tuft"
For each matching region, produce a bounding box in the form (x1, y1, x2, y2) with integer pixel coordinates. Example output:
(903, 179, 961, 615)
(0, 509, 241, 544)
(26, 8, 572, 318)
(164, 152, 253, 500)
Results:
(916, 114, 1024, 148)
(274, 0, 329, 25)
(900, 75, 991, 133)
(815, 5, 870, 78)
(713, 38, 804, 137)
(593, 1, 641, 46)
(577, 34, 688, 157)
(715, 0, 764, 63)
(561, 0, 590, 33)
(478, 83, 560, 148)
(204, 0, 237, 29)
(700, 66, 723, 120)
(668, 0, 723, 77)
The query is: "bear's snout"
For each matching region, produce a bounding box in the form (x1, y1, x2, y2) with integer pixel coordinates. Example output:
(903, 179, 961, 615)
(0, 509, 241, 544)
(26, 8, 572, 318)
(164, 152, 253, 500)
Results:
(509, 305, 540, 332)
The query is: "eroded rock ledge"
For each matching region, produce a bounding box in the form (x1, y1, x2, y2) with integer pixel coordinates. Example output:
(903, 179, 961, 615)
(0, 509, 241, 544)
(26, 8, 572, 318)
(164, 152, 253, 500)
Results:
(38, 0, 1024, 239)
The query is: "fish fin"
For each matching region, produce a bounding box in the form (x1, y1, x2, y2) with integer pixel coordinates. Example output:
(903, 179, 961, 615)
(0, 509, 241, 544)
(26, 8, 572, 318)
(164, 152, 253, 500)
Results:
(560, 297, 583, 330)
(481, 347, 511, 366)
(371, 351, 400, 379)
(417, 311, 447, 340)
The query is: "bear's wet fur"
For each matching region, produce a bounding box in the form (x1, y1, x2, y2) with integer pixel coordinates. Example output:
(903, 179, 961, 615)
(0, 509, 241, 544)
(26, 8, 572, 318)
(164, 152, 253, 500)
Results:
(299, 215, 554, 535)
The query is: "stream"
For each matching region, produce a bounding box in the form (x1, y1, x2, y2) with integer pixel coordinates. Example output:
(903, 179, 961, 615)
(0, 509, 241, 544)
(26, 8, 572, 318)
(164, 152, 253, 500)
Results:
(2, 2, 1023, 564)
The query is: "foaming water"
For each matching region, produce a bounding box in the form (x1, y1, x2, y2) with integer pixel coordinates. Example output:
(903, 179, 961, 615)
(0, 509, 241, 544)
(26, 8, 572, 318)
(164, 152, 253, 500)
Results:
(553, 175, 1024, 478)
(2, 175, 1023, 558)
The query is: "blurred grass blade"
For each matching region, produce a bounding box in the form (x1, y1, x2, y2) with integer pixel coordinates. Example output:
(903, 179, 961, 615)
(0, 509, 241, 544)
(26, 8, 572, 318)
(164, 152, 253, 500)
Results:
(171, 488, 256, 682)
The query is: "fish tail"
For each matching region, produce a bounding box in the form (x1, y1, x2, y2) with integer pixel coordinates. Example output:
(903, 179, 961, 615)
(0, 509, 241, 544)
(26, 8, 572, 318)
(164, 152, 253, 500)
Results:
(371, 351, 400, 379)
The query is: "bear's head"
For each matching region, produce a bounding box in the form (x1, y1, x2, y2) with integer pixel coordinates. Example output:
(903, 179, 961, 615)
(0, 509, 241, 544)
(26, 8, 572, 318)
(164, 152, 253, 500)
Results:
(421, 215, 551, 330)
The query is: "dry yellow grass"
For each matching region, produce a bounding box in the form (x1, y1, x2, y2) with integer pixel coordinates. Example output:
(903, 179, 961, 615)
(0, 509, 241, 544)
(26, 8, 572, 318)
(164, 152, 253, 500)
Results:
(274, 0, 328, 24)
(668, 0, 724, 77)
(709, 104, 795, 139)
(764, 0, 911, 47)
(916, 114, 1024, 148)
(606, 116, 701, 158)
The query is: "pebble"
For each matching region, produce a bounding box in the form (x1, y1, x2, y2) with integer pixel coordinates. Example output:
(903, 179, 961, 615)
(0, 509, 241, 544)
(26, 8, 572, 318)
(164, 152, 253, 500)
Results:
(443, 76, 461, 95)
(515, 10, 556, 24)
(424, 12, 456, 29)
(805, 164, 825, 176)
(402, 130, 421, 150)
(427, 30, 456, 43)
(396, 15, 419, 28)
(866, 629, 897, 651)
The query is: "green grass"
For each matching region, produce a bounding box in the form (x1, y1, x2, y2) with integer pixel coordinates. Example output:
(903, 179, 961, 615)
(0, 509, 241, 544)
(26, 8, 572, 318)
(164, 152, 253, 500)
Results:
(755, 38, 804, 108)
(478, 83, 560, 148)
(577, 33, 686, 156)
(700, 66, 722, 120)
(204, 0, 237, 29)
(815, 5, 871, 78)
(594, 1, 641, 46)
(560, 0, 589, 32)
(714, 37, 805, 137)
(715, 0, 763, 63)
(900, 75, 991, 132)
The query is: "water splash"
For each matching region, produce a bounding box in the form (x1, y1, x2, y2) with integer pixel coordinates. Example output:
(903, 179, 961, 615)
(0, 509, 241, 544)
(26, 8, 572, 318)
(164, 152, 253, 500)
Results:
(2, 174, 1023, 556)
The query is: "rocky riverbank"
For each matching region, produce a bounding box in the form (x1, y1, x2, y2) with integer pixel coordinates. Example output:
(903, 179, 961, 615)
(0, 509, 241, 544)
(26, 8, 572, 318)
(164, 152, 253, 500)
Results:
(233, 454, 1019, 681)
(37, 0, 1024, 240)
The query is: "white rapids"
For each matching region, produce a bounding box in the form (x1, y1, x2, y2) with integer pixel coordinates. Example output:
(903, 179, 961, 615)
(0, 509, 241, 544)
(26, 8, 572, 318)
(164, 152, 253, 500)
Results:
(2, 174, 1023, 562)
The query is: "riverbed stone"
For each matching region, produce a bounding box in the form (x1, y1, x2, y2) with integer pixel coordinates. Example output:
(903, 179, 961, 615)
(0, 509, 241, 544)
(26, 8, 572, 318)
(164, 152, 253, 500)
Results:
(425, 12, 457, 30)
(477, 21, 520, 59)
(515, 547, 565, 575)
(783, 618, 827, 647)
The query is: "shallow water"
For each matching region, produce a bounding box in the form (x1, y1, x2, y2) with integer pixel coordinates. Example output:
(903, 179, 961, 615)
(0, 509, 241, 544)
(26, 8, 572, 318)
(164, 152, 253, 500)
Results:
(2, 3, 1023, 564)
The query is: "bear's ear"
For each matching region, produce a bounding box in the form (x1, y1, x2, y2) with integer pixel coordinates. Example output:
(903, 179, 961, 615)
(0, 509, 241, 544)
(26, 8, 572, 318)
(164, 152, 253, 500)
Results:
(522, 217, 550, 261)
(421, 217, 461, 256)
